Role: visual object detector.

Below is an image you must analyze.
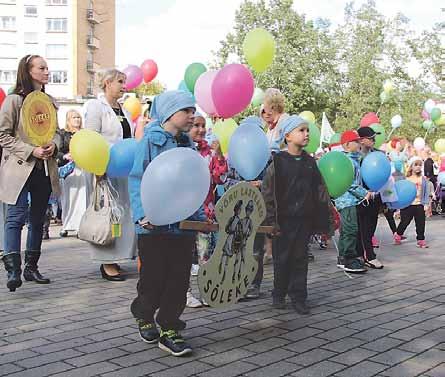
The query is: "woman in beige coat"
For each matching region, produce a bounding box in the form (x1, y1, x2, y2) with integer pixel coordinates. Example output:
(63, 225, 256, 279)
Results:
(0, 55, 60, 292)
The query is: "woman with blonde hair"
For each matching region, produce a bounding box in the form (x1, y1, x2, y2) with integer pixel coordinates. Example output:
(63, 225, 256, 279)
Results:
(82, 69, 136, 281)
(262, 88, 289, 153)
(58, 109, 87, 237)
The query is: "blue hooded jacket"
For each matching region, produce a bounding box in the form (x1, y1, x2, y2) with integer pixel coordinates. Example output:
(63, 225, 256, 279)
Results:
(334, 151, 368, 211)
(128, 90, 206, 235)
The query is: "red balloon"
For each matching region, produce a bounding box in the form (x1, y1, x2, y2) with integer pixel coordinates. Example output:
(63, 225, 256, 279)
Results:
(141, 59, 158, 83)
(0, 87, 6, 109)
(360, 112, 380, 128)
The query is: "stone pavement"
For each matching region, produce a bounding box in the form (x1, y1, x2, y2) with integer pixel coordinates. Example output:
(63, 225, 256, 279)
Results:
(0, 217, 444, 377)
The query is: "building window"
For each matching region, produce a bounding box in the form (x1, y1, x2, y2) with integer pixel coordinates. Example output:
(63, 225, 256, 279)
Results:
(46, 44, 67, 59)
(0, 70, 17, 84)
(48, 71, 67, 84)
(46, 18, 67, 32)
(0, 16, 16, 31)
(0, 43, 16, 58)
(24, 32, 38, 44)
(24, 6, 38, 17)
(46, 0, 67, 4)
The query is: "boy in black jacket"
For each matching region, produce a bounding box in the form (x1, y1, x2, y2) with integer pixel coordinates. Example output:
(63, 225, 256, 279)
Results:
(262, 115, 330, 314)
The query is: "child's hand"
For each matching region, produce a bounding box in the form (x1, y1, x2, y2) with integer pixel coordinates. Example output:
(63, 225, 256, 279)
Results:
(138, 217, 155, 230)
(270, 226, 281, 237)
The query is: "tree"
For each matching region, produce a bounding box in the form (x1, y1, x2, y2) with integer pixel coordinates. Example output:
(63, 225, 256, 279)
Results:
(212, 0, 443, 140)
(129, 80, 164, 98)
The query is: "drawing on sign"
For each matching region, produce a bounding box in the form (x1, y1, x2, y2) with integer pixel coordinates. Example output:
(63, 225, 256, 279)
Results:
(198, 182, 266, 308)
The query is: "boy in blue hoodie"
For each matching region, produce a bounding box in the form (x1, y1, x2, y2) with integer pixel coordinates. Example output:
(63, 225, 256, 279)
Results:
(128, 90, 206, 357)
(334, 130, 371, 273)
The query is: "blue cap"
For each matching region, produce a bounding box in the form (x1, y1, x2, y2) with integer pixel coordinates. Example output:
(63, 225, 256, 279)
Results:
(279, 115, 308, 140)
(150, 90, 195, 125)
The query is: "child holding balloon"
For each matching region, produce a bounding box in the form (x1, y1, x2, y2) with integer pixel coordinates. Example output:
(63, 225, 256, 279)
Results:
(262, 115, 331, 314)
(128, 90, 207, 357)
(334, 130, 371, 273)
(394, 157, 430, 248)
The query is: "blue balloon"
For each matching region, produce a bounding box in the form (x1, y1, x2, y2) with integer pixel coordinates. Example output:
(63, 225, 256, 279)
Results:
(178, 80, 196, 102)
(361, 152, 391, 191)
(228, 123, 270, 180)
(106, 139, 138, 178)
(388, 179, 417, 209)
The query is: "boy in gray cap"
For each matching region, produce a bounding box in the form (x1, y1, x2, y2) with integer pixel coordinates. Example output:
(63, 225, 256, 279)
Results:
(262, 115, 331, 314)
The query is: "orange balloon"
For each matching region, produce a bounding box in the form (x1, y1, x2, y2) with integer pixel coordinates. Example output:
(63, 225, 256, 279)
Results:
(123, 97, 142, 121)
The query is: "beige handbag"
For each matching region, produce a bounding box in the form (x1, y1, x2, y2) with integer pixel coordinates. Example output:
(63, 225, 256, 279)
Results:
(78, 179, 121, 246)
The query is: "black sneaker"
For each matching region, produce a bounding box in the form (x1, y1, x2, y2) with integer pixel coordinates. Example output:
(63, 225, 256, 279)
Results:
(337, 256, 345, 269)
(245, 285, 260, 299)
(292, 301, 310, 315)
(272, 296, 286, 309)
(137, 320, 159, 344)
(158, 329, 192, 357)
(343, 258, 367, 273)
(308, 253, 315, 262)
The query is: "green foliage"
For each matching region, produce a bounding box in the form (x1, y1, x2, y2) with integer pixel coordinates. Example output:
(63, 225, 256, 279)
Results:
(129, 80, 164, 97)
(212, 0, 443, 141)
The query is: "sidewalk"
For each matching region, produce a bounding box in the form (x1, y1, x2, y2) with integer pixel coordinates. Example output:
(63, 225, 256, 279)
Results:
(0, 218, 444, 377)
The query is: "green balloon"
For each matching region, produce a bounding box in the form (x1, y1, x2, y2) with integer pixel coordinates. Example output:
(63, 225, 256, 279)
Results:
(423, 120, 434, 131)
(318, 151, 354, 198)
(330, 133, 341, 144)
(431, 107, 441, 122)
(370, 123, 386, 149)
(380, 91, 390, 104)
(304, 122, 321, 153)
(184, 62, 207, 94)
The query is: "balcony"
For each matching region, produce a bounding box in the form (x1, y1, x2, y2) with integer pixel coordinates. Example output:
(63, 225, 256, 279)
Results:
(86, 60, 100, 73)
(87, 35, 100, 49)
(86, 8, 100, 24)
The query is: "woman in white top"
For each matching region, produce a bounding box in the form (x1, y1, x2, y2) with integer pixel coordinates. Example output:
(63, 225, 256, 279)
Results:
(82, 69, 137, 281)
(261, 88, 289, 153)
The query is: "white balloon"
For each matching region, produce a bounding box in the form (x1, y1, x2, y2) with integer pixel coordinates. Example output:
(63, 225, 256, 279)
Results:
(390, 114, 402, 129)
(424, 99, 436, 114)
(413, 137, 425, 151)
(141, 148, 210, 226)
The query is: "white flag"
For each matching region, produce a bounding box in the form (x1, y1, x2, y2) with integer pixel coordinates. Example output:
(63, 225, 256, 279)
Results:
(320, 112, 335, 144)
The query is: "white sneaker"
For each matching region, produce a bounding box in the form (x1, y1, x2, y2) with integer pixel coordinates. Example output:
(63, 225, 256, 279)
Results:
(365, 258, 384, 269)
(186, 291, 202, 308)
(191, 264, 200, 276)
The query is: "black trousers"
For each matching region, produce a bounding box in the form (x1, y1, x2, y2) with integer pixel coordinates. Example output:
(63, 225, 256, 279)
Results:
(130, 233, 194, 331)
(356, 199, 379, 261)
(397, 205, 425, 241)
(251, 233, 265, 288)
(383, 208, 397, 234)
(272, 222, 310, 303)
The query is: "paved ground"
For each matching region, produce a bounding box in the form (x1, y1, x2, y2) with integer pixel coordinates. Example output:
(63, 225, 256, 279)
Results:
(0, 216, 444, 377)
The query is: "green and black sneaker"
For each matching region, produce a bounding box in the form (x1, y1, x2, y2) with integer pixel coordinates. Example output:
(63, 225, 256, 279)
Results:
(158, 329, 192, 357)
(137, 319, 159, 344)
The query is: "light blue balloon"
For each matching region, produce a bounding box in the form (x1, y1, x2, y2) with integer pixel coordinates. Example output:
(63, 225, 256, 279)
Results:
(178, 80, 196, 102)
(438, 172, 445, 185)
(228, 123, 270, 180)
(361, 151, 391, 191)
(388, 179, 417, 210)
(106, 139, 138, 178)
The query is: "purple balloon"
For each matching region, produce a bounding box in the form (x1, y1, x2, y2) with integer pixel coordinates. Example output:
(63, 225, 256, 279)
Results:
(123, 65, 143, 90)
(195, 70, 218, 116)
(211, 64, 254, 119)
(421, 109, 430, 120)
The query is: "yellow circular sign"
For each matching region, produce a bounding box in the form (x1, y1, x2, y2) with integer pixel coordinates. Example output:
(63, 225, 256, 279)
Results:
(21, 91, 57, 146)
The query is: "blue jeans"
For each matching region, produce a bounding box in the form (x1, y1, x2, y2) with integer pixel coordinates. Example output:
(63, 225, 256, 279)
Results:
(4, 167, 52, 256)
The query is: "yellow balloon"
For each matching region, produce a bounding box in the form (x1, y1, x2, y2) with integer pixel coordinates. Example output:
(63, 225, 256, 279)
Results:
(434, 138, 445, 154)
(70, 129, 110, 175)
(383, 80, 394, 93)
(213, 118, 238, 154)
(299, 111, 316, 124)
(435, 114, 445, 126)
(243, 28, 276, 72)
(123, 97, 142, 121)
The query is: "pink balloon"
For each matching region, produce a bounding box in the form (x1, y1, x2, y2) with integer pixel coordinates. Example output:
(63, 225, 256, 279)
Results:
(195, 70, 218, 116)
(212, 64, 254, 119)
(123, 65, 143, 90)
(360, 112, 380, 128)
(141, 59, 158, 83)
(421, 109, 430, 120)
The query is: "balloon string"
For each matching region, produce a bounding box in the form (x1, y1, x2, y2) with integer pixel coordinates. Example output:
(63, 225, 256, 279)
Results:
(376, 104, 382, 117)
(386, 128, 395, 141)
